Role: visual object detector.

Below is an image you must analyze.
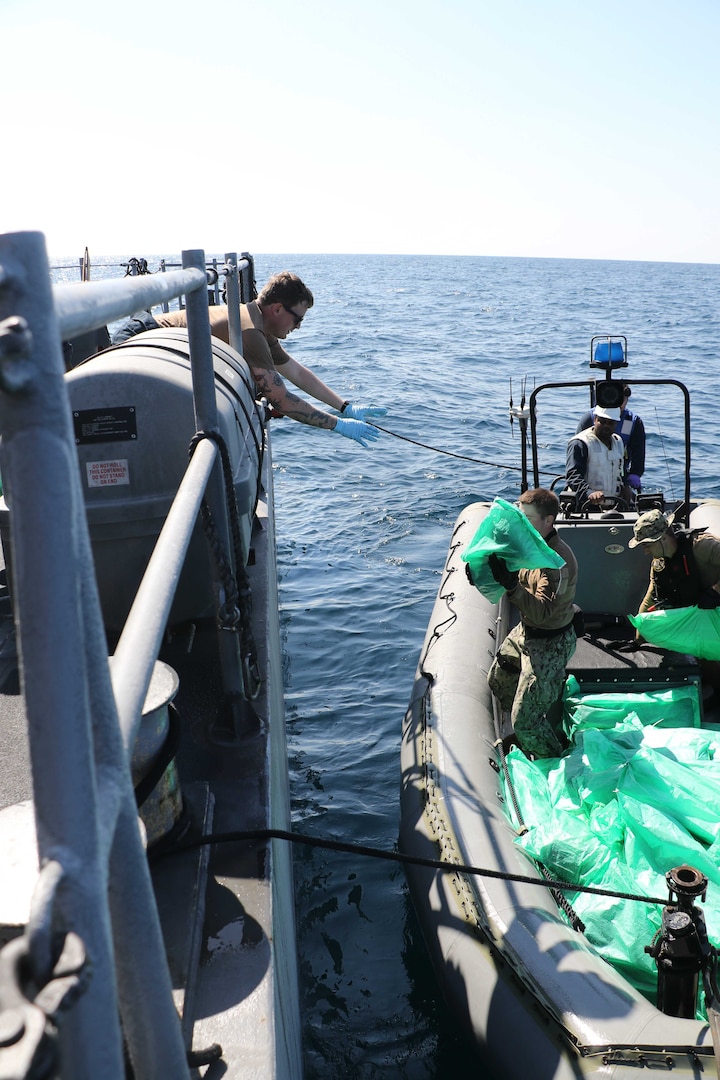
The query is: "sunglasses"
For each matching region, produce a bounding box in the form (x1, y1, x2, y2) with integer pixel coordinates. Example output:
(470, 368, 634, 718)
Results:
(282, 303, 304, 327)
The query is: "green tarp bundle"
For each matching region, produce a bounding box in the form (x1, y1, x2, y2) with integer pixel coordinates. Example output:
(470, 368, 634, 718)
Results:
(462, 498, 565, 603)
(502, 677, 720, 1014)
(564, 676, 701, 732)
(629, 606, 720, 660)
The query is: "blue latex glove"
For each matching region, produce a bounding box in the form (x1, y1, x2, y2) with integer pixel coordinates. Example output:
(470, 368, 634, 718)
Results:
(627, 474, 642, 490)
(333, 418, 380, 448)
(340, 402, 387, 420)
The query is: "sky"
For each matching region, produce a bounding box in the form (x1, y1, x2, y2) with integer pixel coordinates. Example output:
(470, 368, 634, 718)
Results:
(2, 0, 720, 262)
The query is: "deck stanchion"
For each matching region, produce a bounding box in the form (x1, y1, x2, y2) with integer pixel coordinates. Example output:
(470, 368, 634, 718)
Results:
(0, 231, 192, 1079)
(183, 248, 252, 733)
(225, 251, 242, 355)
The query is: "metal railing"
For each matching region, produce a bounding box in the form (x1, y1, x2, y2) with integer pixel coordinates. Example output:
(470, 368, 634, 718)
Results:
(0, 232, 254, 1078)
(52, 250, 256, 314)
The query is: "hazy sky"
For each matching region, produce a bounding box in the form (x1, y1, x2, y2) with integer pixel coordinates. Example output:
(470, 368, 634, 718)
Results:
(3, 0, 719, 261)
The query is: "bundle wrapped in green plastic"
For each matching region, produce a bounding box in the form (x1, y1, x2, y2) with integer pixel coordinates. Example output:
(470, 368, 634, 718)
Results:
(503, 687, 720, 1016)
(461, 497, 565, 603)
(562, 674, 701, 733)
(629, 606, 720, 659)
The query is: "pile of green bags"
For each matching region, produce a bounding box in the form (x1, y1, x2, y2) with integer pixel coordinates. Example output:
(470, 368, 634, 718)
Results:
(503, 676, 720, 1012)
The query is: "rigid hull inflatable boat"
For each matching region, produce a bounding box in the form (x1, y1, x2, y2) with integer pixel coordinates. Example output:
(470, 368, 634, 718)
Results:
(0, 235, 300, 1079)
(401, 337, 720, 1079)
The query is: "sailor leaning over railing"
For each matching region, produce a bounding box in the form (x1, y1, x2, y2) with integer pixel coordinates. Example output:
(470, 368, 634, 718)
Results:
(112, 269, 388, 449)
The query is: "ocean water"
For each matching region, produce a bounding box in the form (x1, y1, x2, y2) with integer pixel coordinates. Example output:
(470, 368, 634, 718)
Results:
(252, 253, 720, 1078)
(52, 250, 720, 1077)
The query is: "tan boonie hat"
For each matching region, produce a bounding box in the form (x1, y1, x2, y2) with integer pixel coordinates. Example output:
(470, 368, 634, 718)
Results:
(628, 509, 669, 548)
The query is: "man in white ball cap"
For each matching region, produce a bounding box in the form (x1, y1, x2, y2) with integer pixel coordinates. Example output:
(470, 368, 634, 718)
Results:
(566, 404, 629, 508)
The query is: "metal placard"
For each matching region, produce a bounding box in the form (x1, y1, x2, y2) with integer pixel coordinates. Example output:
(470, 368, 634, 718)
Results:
(73, 406, 137, 444)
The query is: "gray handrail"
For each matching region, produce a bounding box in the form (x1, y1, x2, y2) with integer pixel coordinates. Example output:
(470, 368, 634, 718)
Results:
(53, 253, 251, 338)
(0, 230, 252, 1078)
(55, 269, 207, 337)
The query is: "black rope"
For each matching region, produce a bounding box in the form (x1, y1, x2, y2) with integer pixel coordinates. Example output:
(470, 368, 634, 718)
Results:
(370, 422, 559, 478)
(188, 430, 261, 698)
(418, 530, 466, 676)
(149, 825, 670, 908)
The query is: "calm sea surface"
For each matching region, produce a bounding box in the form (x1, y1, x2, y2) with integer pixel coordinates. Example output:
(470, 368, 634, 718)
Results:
(260, 253, 720, 1079)
(54, 251, 720, 1077)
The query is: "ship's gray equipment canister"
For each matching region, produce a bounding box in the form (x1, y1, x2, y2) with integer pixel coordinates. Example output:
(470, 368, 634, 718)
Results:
(3, 329, 263, 633)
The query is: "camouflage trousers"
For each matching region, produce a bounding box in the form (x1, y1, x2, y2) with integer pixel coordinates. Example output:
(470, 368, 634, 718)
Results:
(487, 623, 576, 758)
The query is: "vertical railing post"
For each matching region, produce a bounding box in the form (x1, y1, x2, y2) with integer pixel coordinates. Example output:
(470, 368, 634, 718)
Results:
(0, 231, 125, 1075)
(182, 249, 249, 732)
(0, 231, 191, 1079)
(160, 257, 170, 313)
(240, 251, 254, 303)
(224, 251, 242, 355)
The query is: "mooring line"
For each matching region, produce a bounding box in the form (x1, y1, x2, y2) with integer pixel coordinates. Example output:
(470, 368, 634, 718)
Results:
(151, 825, 670, 908)
(370, 422, 559, 478)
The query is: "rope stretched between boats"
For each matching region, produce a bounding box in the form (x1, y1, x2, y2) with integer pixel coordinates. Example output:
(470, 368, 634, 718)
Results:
(149, 826, 672, 909)
(368, 422, 559, 478)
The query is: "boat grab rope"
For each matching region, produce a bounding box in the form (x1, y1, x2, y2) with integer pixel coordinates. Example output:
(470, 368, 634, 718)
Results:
(415, 512, 586, 931)
(418, 546, 463, 676)
(149, 825, 673, 909)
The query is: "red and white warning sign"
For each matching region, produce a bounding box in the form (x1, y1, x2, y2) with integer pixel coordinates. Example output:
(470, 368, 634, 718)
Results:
(86, 459, 130, 488)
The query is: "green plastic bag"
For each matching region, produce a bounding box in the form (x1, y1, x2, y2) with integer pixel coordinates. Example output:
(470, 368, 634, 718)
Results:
(629, 606, 720, 659)
(562, 674, 701, 733)
(461, 498, 565, 603)
(501, 712, 720, 1017)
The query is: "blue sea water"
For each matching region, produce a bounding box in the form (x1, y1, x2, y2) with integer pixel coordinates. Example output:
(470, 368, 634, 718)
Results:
(252, 252, 720, 1078)
(53, 250, 720, 1077)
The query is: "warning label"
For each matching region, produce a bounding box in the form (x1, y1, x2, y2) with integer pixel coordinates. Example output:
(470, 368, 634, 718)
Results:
(86, 460, 130, 488)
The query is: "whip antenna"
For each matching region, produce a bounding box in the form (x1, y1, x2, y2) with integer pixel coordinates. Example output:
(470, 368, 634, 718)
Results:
(653, 405, 676, 502)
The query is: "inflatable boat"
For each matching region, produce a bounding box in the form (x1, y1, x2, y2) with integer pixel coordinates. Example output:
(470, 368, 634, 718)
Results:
(400, 338, 720, 1078)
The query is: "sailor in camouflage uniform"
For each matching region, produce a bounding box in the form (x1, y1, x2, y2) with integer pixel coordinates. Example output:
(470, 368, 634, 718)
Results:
(487, 488, 578, 758)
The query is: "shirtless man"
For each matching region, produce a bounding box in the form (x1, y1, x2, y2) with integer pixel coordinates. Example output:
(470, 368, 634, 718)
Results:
(113, 270, 384, 447)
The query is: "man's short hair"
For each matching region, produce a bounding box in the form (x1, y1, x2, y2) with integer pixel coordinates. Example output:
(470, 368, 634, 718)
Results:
(258, 271, 314, 309)
(519, 487, 559, 520)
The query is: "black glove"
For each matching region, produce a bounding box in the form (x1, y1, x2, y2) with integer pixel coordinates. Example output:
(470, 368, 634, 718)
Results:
(698, 589, 720, 610)
(465, 563, 476, 587)
(616, 639, 641, 652)
(488, 554, 519, 591)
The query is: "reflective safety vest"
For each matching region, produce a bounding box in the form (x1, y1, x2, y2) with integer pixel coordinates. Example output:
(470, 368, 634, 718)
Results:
(574, 429, 624, 495)
(618, 409, 637, 448)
